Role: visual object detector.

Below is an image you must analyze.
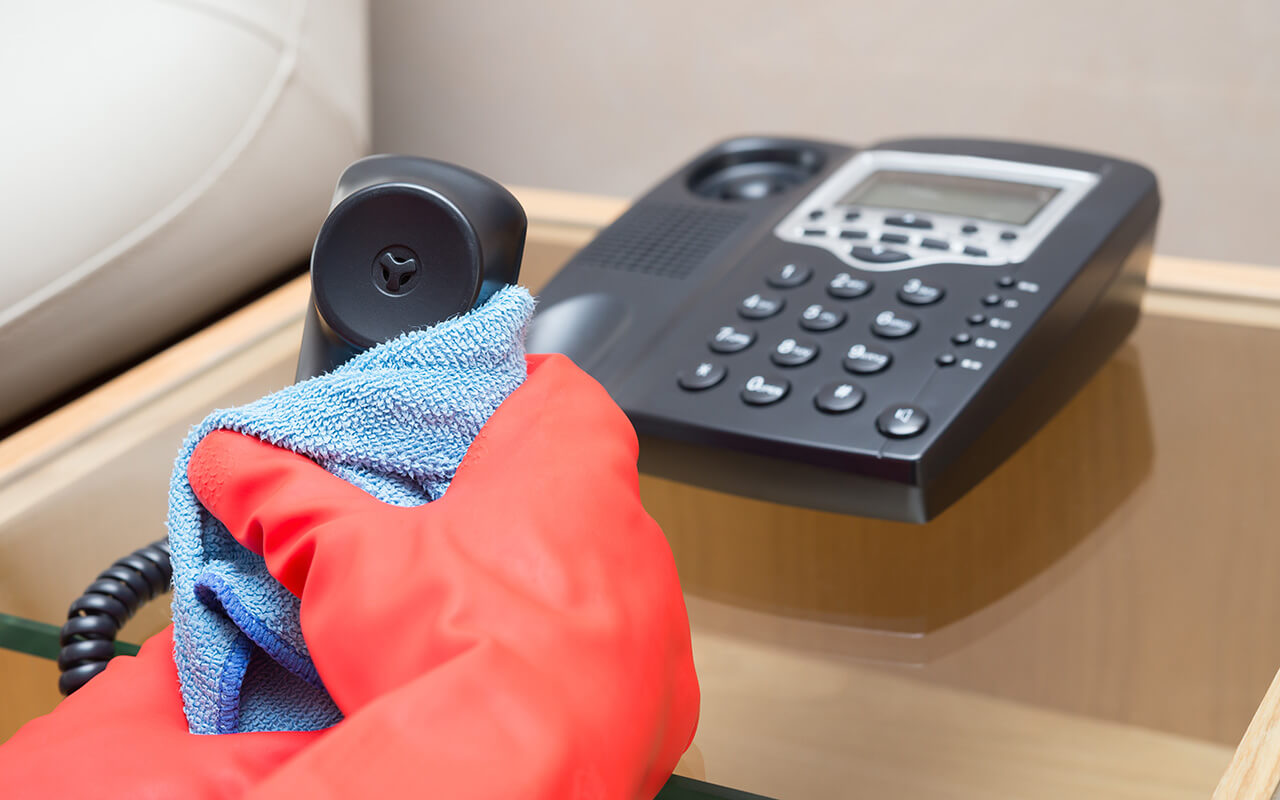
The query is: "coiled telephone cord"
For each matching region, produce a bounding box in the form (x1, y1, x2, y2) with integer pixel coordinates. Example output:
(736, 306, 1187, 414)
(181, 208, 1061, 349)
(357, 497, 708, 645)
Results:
(56, 539, 172, 695)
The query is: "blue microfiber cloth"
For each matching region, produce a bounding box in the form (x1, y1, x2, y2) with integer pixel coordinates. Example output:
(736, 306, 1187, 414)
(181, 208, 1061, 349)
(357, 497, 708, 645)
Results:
(167, 285, 535, 735)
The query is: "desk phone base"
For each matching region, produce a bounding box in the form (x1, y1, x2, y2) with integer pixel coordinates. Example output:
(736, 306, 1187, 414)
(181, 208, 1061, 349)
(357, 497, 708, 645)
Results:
(527, 137, 1159, 522)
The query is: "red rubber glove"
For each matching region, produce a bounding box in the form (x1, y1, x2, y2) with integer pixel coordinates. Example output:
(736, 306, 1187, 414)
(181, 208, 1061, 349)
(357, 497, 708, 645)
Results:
(1, 353, 700, 798)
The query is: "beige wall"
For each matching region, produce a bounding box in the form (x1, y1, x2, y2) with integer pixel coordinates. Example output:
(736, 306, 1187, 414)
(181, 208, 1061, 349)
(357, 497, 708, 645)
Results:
(371, 1, 1280, 265)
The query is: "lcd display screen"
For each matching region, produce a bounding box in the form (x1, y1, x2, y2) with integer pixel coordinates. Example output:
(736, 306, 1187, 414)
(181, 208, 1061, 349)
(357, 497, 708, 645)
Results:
(840, 170, 1059, 225)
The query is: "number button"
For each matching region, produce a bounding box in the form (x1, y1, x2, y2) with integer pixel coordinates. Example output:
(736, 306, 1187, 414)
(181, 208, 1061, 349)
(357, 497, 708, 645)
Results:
(814, 380, 865, 413)
(678, 360, 726, 391)
(799, 303, 847, 331)
(870, 309, 919, 339)
(766, 262, 812, 288)
(770, 336, 820, 367)
(709, 325, 756, 354)
(897, 278, 945, 305)
(741, 374, 791, 406)
(842, 344, 892, 375)
(827, 272, 873, 299)
(876, 404, 929, 438)
(739, 292, 785, 319)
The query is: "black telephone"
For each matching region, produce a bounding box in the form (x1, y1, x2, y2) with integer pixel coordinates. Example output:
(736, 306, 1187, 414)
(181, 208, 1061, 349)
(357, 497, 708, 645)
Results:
(526, 136, 1159, 522)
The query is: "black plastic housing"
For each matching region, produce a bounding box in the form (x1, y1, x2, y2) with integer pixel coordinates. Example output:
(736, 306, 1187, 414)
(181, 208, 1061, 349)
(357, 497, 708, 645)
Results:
(526, 136, 1159, 522)
(297, 155, 526, 380)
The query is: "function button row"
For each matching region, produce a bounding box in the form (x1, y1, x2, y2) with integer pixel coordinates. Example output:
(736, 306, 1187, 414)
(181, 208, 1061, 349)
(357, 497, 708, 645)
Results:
(851, 245, 910, 263)
(770, 336, 820, 367)
(766, 262, 813, 288)
(884, 214, 932, 229)
(709, 325, 756, 353)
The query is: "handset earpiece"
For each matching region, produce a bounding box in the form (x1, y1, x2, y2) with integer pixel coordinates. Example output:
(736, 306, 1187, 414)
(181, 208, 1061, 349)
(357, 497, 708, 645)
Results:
(297, 155, 527, 380)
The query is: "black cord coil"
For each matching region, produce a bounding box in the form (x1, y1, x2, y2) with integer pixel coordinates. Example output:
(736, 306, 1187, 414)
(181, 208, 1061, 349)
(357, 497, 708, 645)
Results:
(57, 539, 172, 696)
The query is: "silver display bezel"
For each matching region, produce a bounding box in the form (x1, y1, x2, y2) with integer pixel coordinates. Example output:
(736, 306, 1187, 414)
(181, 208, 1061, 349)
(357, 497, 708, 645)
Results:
(773, 150, 1100, 272)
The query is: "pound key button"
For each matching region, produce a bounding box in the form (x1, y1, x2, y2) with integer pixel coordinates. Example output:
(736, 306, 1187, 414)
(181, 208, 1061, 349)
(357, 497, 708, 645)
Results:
(766, 262, 813, 288)
(709, 325, 756, 354)
(739, 292, 786, 319)
(876, 404, 929, 439)
(851, 245, 911, 264)
(871, 309, 920, 339)
(678, 360, 726, 391)
(843, 343, 892, 375)
(742, 374, 791, 406)
(814, 381, 865, 414)
(897, 278, 945, 305)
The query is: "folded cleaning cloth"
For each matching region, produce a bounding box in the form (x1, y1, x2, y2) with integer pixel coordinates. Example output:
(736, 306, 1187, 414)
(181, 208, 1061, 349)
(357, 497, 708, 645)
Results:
(167, 285, 534, 735)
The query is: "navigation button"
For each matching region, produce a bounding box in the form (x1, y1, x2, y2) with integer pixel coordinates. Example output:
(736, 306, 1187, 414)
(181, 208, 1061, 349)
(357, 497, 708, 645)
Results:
(827, 272, 873, 299)
(739, 292, 785, 319)
(799, 303, 847, 331)
(877, 404, 929, 438)
(839, 229, 869, 240)
(678, 360, 726, 391)
(884, 214, 932, 229)
(851, 245, 910, 264)
(766, 262, 812, 288)
(770, 336, 820, 367)
(920, 237, 951, 250)
(871, 309, 919, 339)
(741, 374, 790, 406)
(843, 343, 892, 374)
(814, 381, 865, 414)
(879, 232, 910, 244)
(709, 325, 756, 353)
(897, 278, 945, 305)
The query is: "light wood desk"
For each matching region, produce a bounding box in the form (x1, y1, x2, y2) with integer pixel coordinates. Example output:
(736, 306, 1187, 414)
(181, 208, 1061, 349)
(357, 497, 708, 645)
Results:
(3, 188, 1280, 798)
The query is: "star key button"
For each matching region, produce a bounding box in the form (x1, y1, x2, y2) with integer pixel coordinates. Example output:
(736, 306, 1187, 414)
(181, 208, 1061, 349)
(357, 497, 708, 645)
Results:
(677, 360, 726, 391)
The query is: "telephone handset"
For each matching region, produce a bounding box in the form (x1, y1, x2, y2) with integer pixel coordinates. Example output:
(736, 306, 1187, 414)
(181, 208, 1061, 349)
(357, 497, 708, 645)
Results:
(526, 136, 1159, 522)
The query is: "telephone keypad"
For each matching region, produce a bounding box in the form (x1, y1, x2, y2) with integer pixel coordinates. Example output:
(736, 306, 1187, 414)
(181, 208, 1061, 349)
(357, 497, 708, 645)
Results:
(799, 303, 847, 331)
(814, 381, 865, 414)
(678, 360, 727, 391)
(766, 262, 812, 288)
(740, 292, 786, 319)
(770, 337, 821, 367)
(843, 344, 892, 374)
(827, 273, 873, 299)
(897, 278, 945, 305)
(870, 309, 919, 339)
(709, 325, 756, 353)
(741, 374, 791, 405)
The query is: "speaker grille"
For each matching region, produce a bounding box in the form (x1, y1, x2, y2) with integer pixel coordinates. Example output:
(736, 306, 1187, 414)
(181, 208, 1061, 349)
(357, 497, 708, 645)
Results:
(574, 203, 746, 279)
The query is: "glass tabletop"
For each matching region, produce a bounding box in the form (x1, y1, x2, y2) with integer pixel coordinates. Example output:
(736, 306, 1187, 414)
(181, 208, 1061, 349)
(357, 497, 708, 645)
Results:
(2, 220, 1278, 798)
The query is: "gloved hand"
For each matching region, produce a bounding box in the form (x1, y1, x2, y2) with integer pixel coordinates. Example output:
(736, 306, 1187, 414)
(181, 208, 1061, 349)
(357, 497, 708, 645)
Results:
(0, 353, 700, 799)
